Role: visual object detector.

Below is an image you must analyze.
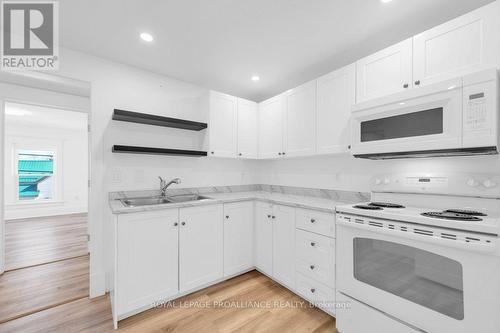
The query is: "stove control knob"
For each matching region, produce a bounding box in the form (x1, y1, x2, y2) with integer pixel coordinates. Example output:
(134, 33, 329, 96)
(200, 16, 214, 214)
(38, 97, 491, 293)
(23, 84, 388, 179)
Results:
(383, 178, 390, 185)
(466, 178, 479, 187)
(483, 179, 497, 188)
(374, 178, 382, 185)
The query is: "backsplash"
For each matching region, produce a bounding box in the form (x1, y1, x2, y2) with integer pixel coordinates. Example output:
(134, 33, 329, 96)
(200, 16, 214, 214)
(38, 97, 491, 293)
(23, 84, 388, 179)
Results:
(109, 184, 370, 203)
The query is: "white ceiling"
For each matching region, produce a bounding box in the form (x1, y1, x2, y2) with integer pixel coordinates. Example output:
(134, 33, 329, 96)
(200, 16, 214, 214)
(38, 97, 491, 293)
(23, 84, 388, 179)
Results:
(5, 103, 88, 131)
(60, 0, 494, 102)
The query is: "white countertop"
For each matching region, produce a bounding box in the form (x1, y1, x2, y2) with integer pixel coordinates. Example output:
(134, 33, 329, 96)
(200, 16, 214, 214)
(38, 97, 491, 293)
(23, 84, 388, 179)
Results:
(109, 191, 351, 214)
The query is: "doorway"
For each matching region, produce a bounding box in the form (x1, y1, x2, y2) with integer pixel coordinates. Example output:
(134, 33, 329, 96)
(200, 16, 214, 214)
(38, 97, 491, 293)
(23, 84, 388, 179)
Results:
(0, 81, 91, 325)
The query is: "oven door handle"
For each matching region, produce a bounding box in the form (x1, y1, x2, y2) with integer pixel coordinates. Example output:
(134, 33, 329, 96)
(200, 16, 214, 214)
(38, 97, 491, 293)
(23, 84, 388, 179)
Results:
(337, 220, 497, 254)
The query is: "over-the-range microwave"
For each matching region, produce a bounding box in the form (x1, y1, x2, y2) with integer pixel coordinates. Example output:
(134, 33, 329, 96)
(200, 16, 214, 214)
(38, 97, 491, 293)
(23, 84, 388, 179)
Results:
(350, 69, 499, 159)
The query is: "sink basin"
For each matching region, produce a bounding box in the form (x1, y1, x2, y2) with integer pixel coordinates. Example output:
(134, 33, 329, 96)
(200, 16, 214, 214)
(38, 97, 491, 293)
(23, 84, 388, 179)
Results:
(166, 194, 210, 203)
(120, 194, 211, 207)
(120, 197, 171, 207)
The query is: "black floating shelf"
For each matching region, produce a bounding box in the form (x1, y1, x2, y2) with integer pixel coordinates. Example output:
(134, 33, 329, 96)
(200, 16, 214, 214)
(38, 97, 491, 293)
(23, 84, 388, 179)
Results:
(113, 109, 207, 131)
(112, 145, 207, 157)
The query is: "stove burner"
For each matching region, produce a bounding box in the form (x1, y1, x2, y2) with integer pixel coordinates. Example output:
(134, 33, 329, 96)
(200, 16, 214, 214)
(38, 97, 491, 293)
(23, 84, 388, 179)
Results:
(421, 211, 483, 221)
(444, 209, 487, 217)
(369, 202, 405, 209)
(353, 204, 383, 210)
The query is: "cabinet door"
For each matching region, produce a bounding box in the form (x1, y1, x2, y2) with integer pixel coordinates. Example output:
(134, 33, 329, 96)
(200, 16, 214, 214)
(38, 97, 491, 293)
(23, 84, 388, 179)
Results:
(316, 64, 355, 154)
(284, 81, 317, 157)
(179, 204, 223, 292)
(223, 201, 254, 276)
(356, 38, 413, 103)
(258, 95, 284, 159)
(413, 2, 498, 86)
(254, 201, 273, 276)
(209, 91, 237, 158)
(116, 210, 179, 314)
(272, 205, 296, 288)
(237, 98, 258, 159)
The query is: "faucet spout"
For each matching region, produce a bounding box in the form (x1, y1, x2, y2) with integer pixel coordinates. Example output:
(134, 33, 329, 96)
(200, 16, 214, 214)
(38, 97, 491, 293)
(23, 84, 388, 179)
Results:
(159, 177, 181, 197)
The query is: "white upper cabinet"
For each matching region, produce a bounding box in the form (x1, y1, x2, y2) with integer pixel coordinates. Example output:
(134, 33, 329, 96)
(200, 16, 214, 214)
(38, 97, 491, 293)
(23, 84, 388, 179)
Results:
(413, 2, 499, 87)
(356, 38, 413, 103)
(316, 64, 356, 154)
(236, 98, 258, 159)
(258, 94, 284, 159)
(179, 204, 223, 293)
(208, 91, 237, 158)
(223, 201, 254, 277)
(284, 80, 317, 157)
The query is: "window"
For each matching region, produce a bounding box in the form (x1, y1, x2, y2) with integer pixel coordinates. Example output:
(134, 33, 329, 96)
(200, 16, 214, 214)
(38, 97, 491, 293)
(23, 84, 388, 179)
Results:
(17, 150, 56, 201)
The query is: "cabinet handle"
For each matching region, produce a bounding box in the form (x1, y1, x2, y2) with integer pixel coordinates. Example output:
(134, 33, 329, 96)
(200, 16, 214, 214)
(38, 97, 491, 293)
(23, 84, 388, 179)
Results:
(282, 152, 286, 155)
(267, 214, 271, 218)
(211, 151, 214, 155)
(415, 80, 421, 86)
(181, 222, 186, 226)
(310, 288, 316, 293)
(310, 242, 316, 247)
(238, 153, 242, 156)
(310, 219, 316, 223)
(225, 215, 229, 219)
(310, 265, 315, 270)
(403, 83, 409, 88)
(278, 152, 282, 156)
(174, 222, 178, 226)
(348, 145, 351, 150)
(272, 216, 276, 219)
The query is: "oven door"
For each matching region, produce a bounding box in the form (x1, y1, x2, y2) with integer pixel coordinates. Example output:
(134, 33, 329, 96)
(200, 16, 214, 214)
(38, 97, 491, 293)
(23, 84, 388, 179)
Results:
(337, 215, 500, 333)
(350, 79, 463, 156)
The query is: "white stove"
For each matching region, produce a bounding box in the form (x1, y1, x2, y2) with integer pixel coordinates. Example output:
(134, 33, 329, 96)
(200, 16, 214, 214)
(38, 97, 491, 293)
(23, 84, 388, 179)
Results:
(335, 173, 500, 333)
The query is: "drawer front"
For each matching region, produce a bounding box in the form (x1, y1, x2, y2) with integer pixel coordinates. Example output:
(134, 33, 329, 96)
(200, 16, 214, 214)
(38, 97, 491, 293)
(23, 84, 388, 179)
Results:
(296, 273, 335, 315)
(296, 208, 335, 238)
(295, 229, 335, 288)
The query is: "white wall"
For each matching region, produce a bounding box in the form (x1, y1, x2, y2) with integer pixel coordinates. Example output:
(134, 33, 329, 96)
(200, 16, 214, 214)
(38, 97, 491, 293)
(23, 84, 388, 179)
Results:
(55, 48, 258, 296)
(4, 123, 88, 219)
(255, 153, 500, 192)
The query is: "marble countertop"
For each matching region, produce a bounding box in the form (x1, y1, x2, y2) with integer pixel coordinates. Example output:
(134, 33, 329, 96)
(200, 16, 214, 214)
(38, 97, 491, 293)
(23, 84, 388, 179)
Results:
(109, 191, 355, 215)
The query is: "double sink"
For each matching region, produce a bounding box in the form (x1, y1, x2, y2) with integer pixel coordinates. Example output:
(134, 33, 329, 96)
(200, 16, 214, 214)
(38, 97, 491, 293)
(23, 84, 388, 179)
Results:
(120, 194, 211, 207)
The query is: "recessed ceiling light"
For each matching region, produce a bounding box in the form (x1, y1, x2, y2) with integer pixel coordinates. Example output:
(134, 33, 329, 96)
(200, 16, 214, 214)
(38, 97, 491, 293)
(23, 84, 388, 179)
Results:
(380, 0, 393, 3)
(251, 75, 260, 82)
(140, 32, 154, 42)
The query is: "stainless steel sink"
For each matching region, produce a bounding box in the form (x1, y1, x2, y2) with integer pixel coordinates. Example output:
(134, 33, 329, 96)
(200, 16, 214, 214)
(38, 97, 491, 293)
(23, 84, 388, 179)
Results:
(166, 194, 210, 203)
(120, 197, 171, 207)
(120, 194, 211, 207)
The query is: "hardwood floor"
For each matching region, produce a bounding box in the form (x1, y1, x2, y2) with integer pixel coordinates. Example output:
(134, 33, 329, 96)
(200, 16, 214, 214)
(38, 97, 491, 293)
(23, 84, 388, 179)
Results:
(0, 255, 89, 324)
(5, 213, 88, 271)
(0, 270, 337, 333)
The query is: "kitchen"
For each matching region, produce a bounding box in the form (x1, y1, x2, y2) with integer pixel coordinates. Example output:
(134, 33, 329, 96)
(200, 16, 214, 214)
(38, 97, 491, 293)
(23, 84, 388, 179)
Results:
(0, 0, 499, 332)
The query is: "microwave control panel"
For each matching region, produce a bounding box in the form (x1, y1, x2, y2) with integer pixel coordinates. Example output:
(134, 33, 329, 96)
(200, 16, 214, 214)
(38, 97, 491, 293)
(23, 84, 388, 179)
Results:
(465, 91, 489, 131)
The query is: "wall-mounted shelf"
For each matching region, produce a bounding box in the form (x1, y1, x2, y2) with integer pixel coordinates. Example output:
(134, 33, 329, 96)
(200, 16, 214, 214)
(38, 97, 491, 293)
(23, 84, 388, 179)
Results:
(112, 109, 208, 131)
(112, 145, 207, 157)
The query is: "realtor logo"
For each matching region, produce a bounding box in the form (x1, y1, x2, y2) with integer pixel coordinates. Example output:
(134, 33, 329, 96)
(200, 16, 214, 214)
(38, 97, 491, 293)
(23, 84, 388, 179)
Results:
(1, 1, 59, 70)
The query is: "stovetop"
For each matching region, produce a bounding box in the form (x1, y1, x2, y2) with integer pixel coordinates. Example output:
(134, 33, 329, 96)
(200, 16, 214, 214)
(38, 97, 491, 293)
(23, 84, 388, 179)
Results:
(336, 201, 500, 235)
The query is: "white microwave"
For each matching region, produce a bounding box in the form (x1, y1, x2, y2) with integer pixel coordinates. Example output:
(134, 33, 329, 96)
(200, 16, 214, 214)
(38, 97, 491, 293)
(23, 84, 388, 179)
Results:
(350, 69, 499, 159)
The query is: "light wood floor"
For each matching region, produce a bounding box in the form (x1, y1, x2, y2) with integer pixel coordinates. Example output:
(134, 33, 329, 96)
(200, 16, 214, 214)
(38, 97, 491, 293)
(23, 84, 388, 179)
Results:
(5, 213, 88, 271)
(0, 270, 337, 333)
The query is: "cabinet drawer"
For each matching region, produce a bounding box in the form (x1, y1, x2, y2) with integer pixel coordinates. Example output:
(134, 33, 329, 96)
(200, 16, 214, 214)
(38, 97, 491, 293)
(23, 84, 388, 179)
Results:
(295, 229, 335, 288)
(296, 208, 335, 238)
(296, 273, 335, 316)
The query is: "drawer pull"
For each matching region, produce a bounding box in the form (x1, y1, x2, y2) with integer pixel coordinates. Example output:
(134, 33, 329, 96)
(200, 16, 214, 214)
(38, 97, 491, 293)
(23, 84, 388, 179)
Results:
(310, 288, 316, 293)
(310, 219, 316, 223)
(267, 215, 271, 218)
(310, 265, 315, 270)
(310, 242, 316, 247)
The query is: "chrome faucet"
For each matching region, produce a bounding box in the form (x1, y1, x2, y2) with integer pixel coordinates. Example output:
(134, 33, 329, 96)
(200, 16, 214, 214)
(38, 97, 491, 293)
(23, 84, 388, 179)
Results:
(159, 177, 181, 197)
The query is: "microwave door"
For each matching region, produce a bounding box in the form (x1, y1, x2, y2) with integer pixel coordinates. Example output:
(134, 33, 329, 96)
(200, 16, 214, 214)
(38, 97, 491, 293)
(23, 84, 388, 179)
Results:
(351, 87, 463, 156)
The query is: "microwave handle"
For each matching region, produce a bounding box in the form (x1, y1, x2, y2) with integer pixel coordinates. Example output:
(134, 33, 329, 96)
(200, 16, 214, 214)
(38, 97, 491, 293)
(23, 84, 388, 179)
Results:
(337, 219, 497, 254)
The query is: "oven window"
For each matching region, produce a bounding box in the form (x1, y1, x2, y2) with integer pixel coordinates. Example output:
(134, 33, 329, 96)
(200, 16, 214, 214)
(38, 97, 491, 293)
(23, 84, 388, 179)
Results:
(353, 238, 464, 320)
(360, 108, 443, 142)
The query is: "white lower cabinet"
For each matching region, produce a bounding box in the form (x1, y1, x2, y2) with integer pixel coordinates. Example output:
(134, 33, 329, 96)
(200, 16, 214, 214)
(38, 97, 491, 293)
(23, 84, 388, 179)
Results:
(272, 204, 296, 288)
(296, 273, 335, 316)
(223, 201, 254, 277)
(179, 204, 223, 292)
(116, 209, 179, 316)
(254, 201, 273, 276)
